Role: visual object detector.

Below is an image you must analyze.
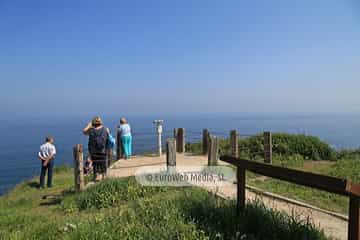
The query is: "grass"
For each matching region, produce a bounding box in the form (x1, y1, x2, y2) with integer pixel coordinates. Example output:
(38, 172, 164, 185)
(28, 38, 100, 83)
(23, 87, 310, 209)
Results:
(249, 178, 349, 214)
(186, 133, 360, 215)
(247, 157, 360, 215)
(247, 157, 359, 215)
(0, 167, 328, 240)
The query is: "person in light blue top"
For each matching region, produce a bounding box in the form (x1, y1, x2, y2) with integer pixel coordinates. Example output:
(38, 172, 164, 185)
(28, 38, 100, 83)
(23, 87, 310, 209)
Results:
(118, 117, 132, 159)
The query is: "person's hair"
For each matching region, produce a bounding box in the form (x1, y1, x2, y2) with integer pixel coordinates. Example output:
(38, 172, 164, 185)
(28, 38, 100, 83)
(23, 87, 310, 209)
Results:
(120, 117, 128, 124)
(91, 116, 103, 127)
(45, 136, 54, 143)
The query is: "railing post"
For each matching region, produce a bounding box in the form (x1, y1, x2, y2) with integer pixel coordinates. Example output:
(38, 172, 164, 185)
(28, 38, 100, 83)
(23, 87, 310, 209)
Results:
(202, 129, 210, 155)
(116, 129, 123, 160)
(208, 135, 219, 166)
(73, 144, 85, 193)
(264, 132, 272, 164)
(174, 128, 185, 153)
(348, 196, 360, 240)
(230, 130, 239, 158)
(237, 167, 246, 215)
(166, 138, 176, 173)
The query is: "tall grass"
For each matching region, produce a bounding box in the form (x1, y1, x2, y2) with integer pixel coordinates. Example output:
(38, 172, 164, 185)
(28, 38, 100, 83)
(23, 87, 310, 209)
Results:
(59, 177, 328, 240)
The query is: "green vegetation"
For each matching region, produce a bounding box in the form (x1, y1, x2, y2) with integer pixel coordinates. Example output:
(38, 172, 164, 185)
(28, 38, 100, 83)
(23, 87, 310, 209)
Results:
(0, 168, 328, 240)
(187, 133, 336, 161)
(187, 133, 360, 214)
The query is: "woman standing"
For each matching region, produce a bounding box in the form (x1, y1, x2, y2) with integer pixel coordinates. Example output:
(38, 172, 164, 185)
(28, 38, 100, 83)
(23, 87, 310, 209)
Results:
(83, 116, 109, 180)
(118, 117, 132, 159)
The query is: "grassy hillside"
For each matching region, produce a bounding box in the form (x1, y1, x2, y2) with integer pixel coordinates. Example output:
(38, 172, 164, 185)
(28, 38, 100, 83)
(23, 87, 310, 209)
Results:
(0, 167, 328, 240)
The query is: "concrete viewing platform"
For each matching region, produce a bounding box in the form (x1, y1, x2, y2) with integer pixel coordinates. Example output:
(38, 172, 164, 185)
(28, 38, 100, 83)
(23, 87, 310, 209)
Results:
(108, 153, 229, 178)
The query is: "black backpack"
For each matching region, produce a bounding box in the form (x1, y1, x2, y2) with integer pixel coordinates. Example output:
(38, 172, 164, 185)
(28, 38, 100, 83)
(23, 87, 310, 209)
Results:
(88, 127, 108, 154)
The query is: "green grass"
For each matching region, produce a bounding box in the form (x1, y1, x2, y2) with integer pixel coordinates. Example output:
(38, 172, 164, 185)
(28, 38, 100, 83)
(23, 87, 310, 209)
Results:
(249, 178, 348, 214)
(186, 133, 360, 215)
(247, 158, 360, 215)
(0, 168, 328, 240)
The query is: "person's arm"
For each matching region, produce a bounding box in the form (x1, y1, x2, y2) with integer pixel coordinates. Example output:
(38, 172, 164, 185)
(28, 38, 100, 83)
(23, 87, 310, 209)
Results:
(38, 154, 48, 161)
(83, 122, 93, 135)
(42, 151, 55, 166)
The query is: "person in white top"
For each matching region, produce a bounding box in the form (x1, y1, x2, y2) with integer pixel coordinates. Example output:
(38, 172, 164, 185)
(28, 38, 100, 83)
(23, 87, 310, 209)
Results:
(118, 117, 132, 159)
(38, 136, 56, 189)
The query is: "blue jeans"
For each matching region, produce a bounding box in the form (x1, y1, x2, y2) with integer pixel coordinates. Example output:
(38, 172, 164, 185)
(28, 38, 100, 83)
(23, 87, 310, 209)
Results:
(121, 135, 132, 158)
(40, 159, 54, 188)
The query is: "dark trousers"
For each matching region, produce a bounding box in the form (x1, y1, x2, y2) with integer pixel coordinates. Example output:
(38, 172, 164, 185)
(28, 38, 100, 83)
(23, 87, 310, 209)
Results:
(40, 159, 54, 188)
(91, 154, 107, 175)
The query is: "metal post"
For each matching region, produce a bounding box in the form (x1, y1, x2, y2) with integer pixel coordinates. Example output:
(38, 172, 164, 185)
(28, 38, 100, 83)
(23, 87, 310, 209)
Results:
(153, 120, 164, 156)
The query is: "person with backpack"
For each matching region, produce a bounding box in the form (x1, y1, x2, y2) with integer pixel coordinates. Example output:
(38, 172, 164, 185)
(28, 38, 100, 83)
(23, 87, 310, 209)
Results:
(83, 116, 110, 181)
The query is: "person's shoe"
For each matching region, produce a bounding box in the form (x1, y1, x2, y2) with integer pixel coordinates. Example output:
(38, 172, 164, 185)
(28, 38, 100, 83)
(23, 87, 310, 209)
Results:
(39, 186, 44, 190)
(47, 185, 53, 188)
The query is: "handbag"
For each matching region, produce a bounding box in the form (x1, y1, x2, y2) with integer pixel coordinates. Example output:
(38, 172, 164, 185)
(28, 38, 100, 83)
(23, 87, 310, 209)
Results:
(107, 133, 116, 149)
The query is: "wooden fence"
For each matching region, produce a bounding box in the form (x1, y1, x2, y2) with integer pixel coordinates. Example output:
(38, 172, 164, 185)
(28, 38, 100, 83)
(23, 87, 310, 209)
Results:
(220, 155, 360, 240)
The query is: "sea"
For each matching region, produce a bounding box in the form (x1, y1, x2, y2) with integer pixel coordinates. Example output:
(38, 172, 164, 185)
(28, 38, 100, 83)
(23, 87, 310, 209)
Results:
(0, 113, 359, 196)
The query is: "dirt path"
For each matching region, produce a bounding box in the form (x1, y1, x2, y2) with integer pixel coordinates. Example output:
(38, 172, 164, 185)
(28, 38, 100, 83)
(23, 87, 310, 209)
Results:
(108, 154, 347, 240)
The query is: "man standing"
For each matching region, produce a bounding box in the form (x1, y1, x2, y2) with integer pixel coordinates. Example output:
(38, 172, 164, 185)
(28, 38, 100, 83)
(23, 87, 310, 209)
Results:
(38, 136, 56, 189)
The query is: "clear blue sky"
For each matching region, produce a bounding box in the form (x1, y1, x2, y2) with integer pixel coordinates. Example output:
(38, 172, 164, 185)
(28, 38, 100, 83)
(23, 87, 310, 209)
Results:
(1, 0, 359, 117)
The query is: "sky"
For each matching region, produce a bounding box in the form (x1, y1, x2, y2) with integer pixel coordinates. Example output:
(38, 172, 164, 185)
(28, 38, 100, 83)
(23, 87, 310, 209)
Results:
(0, 0, 359, 117)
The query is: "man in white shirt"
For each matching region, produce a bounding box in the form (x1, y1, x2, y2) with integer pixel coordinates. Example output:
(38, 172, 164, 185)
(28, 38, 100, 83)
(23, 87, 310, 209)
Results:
(38, 136, 56, 189)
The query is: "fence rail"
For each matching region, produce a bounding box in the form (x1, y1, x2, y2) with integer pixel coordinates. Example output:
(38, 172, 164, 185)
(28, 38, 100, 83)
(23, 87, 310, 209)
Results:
(220, 155, 360, 240)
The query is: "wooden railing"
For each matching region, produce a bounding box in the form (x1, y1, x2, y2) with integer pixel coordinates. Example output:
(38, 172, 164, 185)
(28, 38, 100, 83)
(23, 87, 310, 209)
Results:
(220, 155, 360, 240)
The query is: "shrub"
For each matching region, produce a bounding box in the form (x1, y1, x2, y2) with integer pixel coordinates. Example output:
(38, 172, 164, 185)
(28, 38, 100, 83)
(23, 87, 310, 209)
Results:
(329, 158, 360, 183)
(187, 133, 336, 161)
(271, 133, 335, 161)
(336, 148, 360, 160)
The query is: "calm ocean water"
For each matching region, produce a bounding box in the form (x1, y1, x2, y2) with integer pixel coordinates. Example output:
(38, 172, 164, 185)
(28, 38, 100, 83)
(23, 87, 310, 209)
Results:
(0, 113, 359, 195)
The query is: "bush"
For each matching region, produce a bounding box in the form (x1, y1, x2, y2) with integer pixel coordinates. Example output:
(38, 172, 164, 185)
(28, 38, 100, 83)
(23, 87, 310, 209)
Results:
(271, 133, 335, 161)
(329, 158, 360, 183)
(336, 148, 360, 160)
(187, 133, 336, 161)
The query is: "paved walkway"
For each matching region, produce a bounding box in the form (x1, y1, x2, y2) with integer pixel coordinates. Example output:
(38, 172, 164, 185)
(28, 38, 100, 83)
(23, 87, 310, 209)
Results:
(108, 154, 347, 240)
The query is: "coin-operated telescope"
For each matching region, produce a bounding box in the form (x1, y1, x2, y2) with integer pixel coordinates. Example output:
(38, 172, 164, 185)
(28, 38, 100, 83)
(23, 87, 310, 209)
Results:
(153, 120, 164, 156)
